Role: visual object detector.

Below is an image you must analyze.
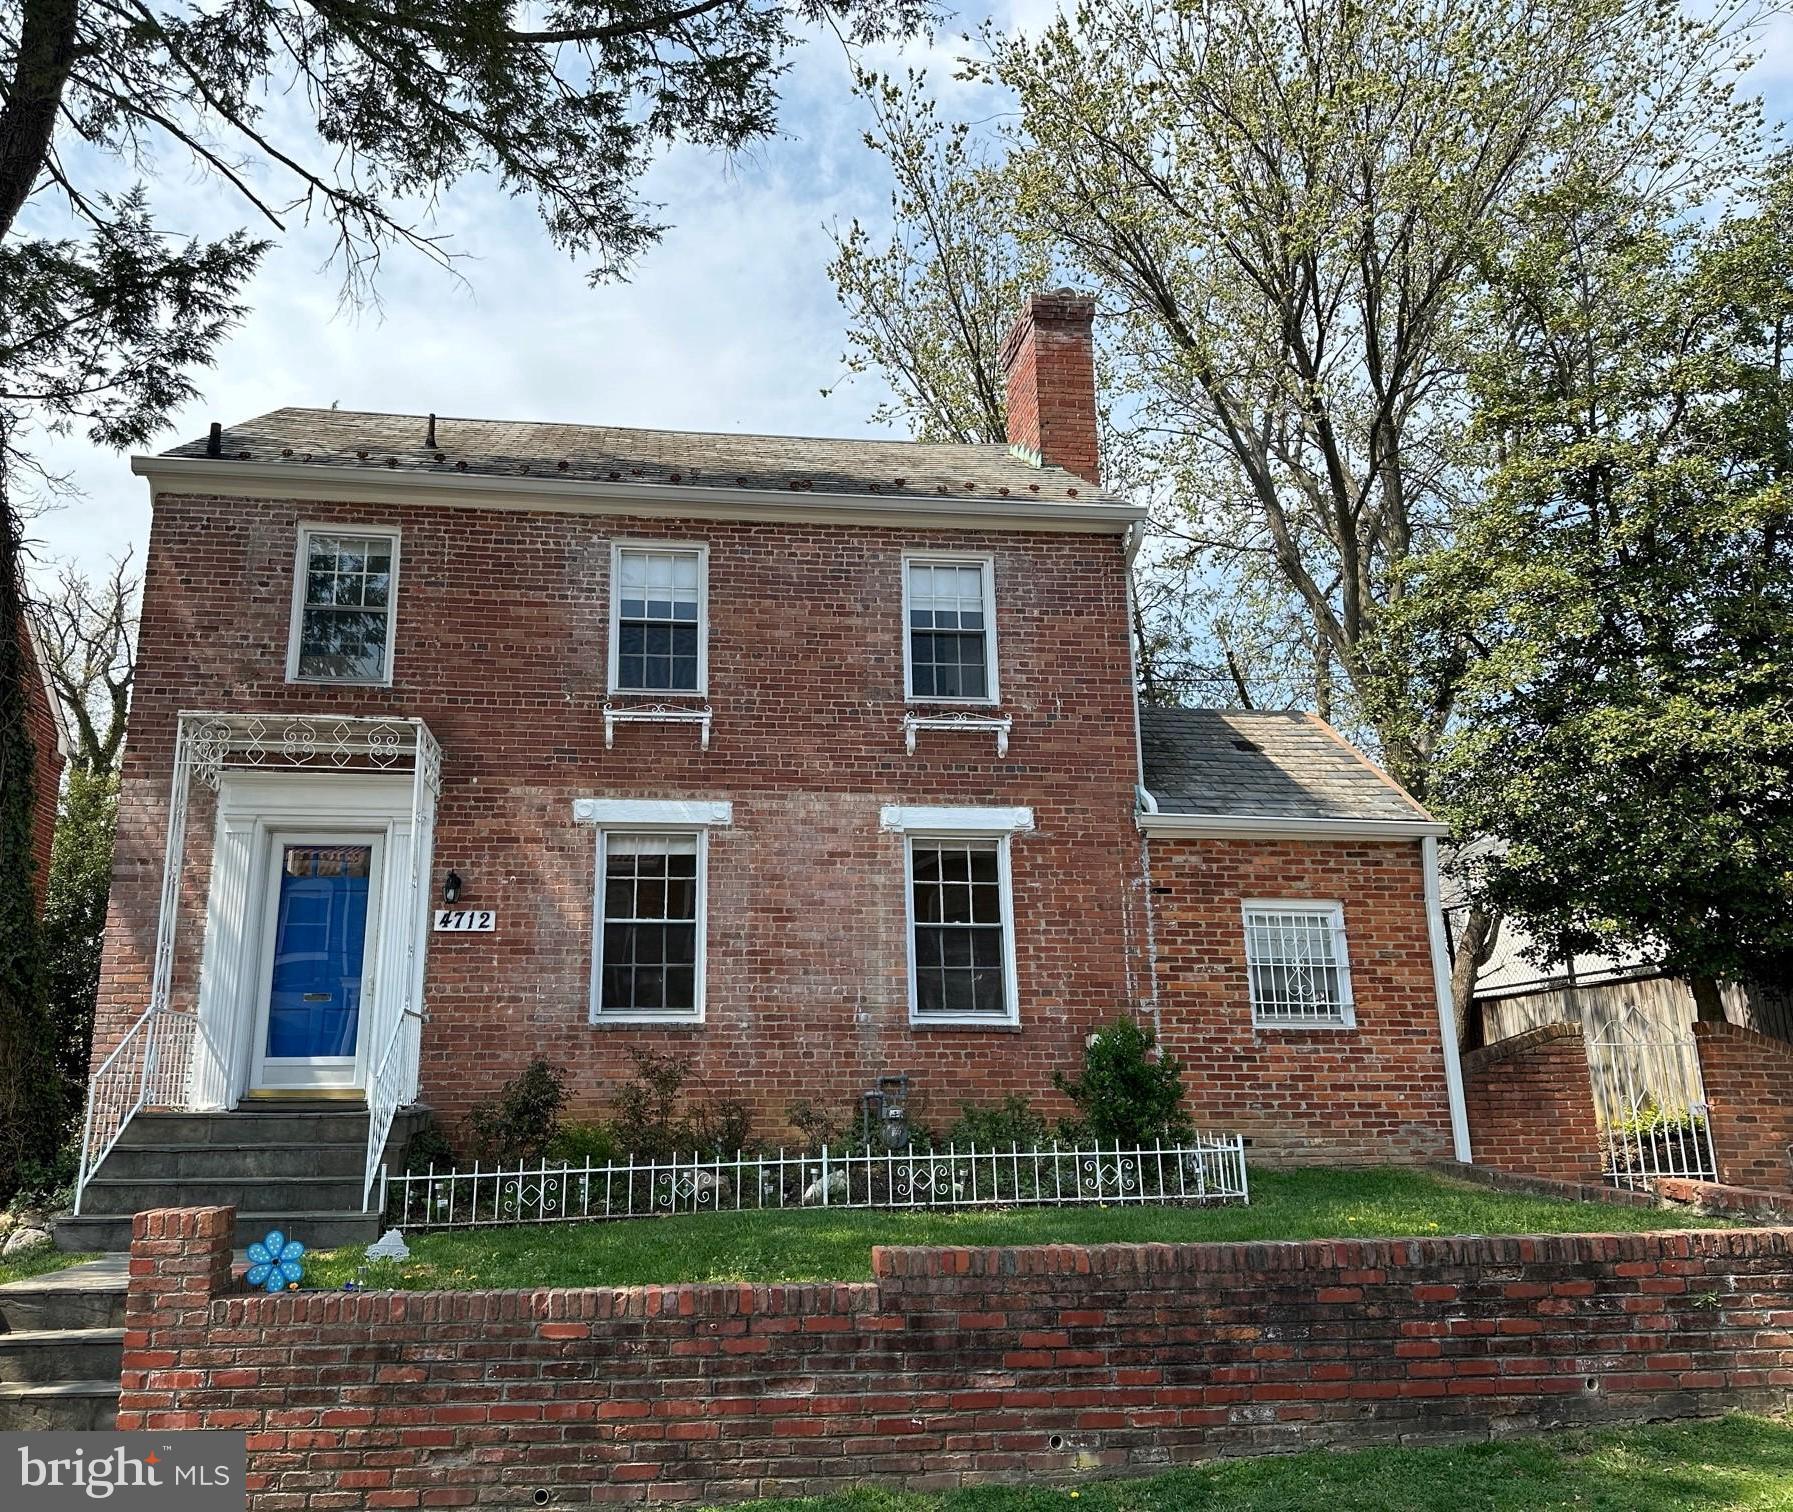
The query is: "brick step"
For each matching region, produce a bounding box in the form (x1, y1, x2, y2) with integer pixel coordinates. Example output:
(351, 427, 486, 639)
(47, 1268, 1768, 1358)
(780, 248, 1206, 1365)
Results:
(56, 1210, 381, 1254)
(0, 1379, 119, 1432)
(77, 1174, 366, 1218)
(0, 1328, 124, 1386)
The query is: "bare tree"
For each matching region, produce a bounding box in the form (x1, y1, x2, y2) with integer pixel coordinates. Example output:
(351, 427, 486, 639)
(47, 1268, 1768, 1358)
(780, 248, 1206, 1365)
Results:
(28, 553, 137, 776)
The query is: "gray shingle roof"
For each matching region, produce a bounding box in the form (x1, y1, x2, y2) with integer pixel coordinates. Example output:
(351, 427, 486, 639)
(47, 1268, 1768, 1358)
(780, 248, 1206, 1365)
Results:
(162, 408, 1124, 507)
(1140, 707, 1435, 824)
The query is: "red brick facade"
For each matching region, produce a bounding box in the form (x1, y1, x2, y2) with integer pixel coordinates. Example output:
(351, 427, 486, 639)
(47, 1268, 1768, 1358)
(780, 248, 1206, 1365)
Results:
(1693, 1022, 1793, 1192)
(18, 612, 63, 912)
(120, 1204, 1793, 1503)
(1002, 294, 1100, 485)
(1461, 1025, 1603, 1184)
(1145, 836, 1456, 1165)
(95, 492, 1149, 1132)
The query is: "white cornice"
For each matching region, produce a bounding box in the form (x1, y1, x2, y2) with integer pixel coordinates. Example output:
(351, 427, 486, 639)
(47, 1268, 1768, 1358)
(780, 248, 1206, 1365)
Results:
(573, 798, 733, 827)
(880, 804, 1035, 835)
(131, 456, 1146, 534)
(1138, 811, 1449, 841)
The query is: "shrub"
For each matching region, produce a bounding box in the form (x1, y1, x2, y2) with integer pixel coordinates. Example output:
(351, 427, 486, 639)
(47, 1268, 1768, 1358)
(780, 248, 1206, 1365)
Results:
(609, 1048, 757, 1158)
(1054, 1016, 1194, 1146)
(547, 1119, 618, 1165)
(401, 1115, 456, 1175)
(466, 1058, 567, 1165)
(946, 1095, 1050, 1149)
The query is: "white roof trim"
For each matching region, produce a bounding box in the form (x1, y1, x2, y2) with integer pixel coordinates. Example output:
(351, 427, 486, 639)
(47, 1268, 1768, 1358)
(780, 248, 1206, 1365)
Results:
(1138, 811, 1449, 840)
(572, 798, 732, 827)
(132, 456, 1146, 535)
(880, 804, 1035, 835)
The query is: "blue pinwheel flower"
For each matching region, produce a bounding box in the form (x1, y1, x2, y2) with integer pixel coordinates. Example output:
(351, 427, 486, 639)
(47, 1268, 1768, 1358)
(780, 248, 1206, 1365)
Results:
(245, 1230, 305, 1293)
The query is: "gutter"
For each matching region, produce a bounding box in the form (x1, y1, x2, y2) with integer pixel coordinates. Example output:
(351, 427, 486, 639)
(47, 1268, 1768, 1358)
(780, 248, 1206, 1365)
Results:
(132, 456, 1149, 534)
(1422, 835, 1474, 1162)
(1137, 812, 1451, 841)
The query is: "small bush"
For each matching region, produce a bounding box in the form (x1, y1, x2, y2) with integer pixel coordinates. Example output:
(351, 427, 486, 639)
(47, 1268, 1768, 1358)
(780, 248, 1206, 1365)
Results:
(1054, 1016, 1193, 1146)
(401, 1116, 456, 1175)
(945, 1095, 1050, 1149)
(786, 1099, 845, 1153)
(466, 1059, 567, 1165)
(546, 1120, 618, 1165)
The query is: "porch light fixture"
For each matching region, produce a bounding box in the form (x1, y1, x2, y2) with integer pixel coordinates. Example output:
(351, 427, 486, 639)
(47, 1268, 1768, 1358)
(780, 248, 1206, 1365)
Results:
(442, 869, 462, 905)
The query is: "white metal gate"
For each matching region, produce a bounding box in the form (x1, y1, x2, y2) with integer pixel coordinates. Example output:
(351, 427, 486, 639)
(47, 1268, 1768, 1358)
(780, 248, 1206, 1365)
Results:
(1588, 1009, 1718, 1188)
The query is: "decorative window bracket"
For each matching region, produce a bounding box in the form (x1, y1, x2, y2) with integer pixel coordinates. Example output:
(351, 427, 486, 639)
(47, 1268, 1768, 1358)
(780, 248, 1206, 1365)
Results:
(603, 702, 713, 752)
(903, 712, 1012, 759)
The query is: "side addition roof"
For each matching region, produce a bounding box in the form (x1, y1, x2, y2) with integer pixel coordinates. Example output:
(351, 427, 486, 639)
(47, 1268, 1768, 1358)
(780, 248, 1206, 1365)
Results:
(1137, 707, 1445, 838)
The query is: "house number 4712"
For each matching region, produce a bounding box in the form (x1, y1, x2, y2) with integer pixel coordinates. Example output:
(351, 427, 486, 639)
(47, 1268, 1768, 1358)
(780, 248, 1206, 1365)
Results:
(433, 909, 496, 932)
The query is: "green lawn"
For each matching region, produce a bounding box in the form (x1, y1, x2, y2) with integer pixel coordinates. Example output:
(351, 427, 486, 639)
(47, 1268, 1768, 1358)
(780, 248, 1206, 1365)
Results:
(309, 1166, 1724, 1290)
(722, 1415, 1793, 1512)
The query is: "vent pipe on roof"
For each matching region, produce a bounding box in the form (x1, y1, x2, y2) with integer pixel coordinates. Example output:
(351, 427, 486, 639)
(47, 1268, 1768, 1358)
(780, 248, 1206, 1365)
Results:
(205, 422, 222, 458)
(425, 412, 437, 449)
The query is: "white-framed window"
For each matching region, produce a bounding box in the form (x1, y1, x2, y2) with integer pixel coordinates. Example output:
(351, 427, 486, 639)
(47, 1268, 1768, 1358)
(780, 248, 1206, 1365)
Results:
(1242, 901, 1356, 1028)
(590, 830, 706, 1022)
(286, 525, 400, 684)
(903, 553, 999, 704)
(609, 542, 707, 695)
(904, 834, 1020, 1025)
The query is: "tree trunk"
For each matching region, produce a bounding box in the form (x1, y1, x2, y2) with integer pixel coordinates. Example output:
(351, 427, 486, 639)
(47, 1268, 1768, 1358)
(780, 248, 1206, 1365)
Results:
(1450, 902, 1501, 1051)
(0, 0, 81, 239)
(1690, 973, 1728, 1024)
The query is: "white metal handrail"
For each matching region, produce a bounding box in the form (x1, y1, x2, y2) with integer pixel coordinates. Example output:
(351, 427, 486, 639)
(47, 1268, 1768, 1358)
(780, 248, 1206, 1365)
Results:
(382, 1135, 1250, 1230)
(74, 1006, 196, 1214)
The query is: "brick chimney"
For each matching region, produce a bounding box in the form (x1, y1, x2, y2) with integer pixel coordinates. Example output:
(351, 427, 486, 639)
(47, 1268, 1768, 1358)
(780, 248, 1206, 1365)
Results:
(1000, 290, 1099, 485)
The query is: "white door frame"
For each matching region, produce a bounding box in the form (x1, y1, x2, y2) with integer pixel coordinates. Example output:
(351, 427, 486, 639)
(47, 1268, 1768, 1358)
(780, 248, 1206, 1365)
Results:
(191, 771, 420, 1110)
(247, 830, 387, 1093)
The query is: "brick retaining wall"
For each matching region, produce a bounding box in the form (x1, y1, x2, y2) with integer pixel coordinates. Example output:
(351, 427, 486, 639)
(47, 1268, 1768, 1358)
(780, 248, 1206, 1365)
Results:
(1693, 1022, 1793, 1193)
(1461, 1025, 1602, 1184)
(119, 1206, 1793, 1506)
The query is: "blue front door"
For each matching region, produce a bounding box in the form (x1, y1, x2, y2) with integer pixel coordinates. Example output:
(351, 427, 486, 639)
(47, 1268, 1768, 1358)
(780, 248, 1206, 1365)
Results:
(262, 843, 373, 1078)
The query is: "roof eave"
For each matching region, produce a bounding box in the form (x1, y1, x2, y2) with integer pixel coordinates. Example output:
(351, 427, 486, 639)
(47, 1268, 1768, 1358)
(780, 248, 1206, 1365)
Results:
(131, 455, 1147, 533)
(1137, 810, 1450, 840)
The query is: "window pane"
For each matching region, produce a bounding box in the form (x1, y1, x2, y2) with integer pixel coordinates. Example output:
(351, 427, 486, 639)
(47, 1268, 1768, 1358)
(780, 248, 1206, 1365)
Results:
(296, 532, 395, 681)
(615, 548, 702, 691)
(910, 837, 1009, 1019)
(1243, 908, 1347, 1023)
(599, 835, 700, 1015)
(907, 559, 993, 700)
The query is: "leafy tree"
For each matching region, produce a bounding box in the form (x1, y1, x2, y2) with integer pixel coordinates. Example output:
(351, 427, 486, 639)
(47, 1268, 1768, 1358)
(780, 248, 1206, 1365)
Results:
(827, 0, 1770, 1031)
(1412, 159, 1793, 1016)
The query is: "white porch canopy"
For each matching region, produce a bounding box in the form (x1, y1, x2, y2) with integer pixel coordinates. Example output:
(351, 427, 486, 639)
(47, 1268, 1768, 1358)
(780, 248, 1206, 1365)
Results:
(76, 711, 441, 1214)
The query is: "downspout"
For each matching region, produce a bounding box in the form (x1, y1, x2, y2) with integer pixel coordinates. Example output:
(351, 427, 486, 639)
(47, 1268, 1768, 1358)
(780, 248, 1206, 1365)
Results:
(1124, 520, 1162, 1040)
(1422, 835, 1473, 1161)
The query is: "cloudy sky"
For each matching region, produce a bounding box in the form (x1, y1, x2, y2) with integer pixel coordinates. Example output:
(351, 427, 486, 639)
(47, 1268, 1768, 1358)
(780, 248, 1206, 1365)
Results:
(17, 1, 1792, 588)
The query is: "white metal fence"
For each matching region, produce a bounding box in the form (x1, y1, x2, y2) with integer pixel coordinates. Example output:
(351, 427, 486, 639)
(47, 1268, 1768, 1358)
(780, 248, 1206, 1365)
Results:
(382, 1135, 1249, 1230)
(1589, 1010, 1718, 1188)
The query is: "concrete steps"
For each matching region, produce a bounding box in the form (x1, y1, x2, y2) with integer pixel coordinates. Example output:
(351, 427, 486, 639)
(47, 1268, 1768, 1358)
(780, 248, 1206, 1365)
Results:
(0, 1254, 127, 1430)
(56, 1103, 389, 1254)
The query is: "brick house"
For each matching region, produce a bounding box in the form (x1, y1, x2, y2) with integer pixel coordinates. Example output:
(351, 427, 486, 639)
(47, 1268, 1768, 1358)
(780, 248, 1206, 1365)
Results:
(68, 293, 1468, 1246)
(18, 607, 69, 911)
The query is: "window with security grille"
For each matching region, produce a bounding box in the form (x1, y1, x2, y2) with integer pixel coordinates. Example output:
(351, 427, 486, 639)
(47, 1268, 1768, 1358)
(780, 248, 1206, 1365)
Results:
(1242, 904, 1355, 1026)
(906, 558, 995, 701)
(596, 833, 701, 1017)
(291, 529, 398, 681)
(614, 546, 704, 692)
(909, 837, 1014, 1020)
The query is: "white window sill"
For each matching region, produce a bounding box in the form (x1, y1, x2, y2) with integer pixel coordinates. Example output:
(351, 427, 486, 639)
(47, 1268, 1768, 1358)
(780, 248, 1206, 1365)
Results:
(589, 1014, 705, 1029)
(909, 1016, 1023, 1033)
(1251, 1015, 1357, 1032)
(286, 674, 395, 689)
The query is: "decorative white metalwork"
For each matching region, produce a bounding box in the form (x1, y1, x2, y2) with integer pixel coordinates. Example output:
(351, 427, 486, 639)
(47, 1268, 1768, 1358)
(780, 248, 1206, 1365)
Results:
(75, 710, 442, 1215)
(902, 712, 1012, 758)
(602, 701, 713, 751)
(1589, 1008, 1718, 1189)
(380, 1135, 1250, 1231)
